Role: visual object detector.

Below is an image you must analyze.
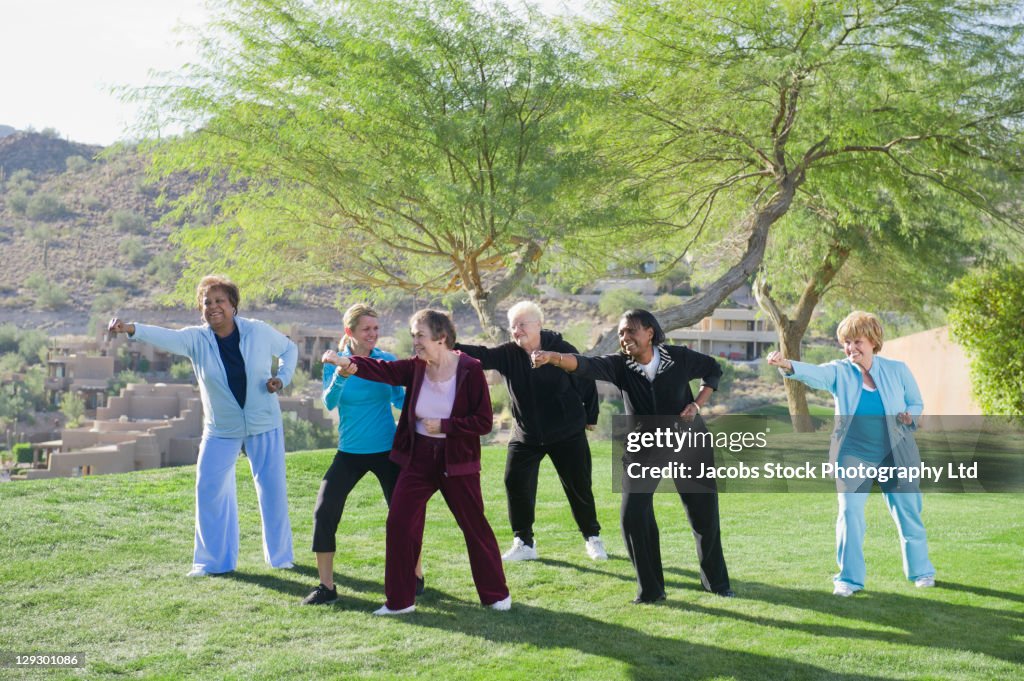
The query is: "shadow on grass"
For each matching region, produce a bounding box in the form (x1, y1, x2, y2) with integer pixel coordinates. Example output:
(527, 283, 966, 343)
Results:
(668, 578, 1024, 666)
(331, 574, 893, 681)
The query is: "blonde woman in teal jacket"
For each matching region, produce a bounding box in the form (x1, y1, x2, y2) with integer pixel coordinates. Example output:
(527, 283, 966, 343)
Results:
(108, 275, 298, 576)
(767, 311, 935, 597)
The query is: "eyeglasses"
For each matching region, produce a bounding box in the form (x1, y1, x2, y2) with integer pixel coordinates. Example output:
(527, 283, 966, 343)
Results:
(509, 320, 540, 331)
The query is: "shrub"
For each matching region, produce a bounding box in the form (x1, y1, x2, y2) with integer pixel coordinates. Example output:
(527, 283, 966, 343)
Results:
(6, 190, 29, 214)
(25, 193, 67, 221)
(282, 412, 337, 452)
(169, 360, 194, 380)
(598, 288, 647, 318)
(108, 370, 143, 396)
(60, 392, 86, 428)
(594, 399, 623, 440)
(112, 209, 148, 234)
(82, 195, 104, 210)
(93, 267, 124, 288)
(145, 251, 179, 286)
(118, 237, 148, 266)
(34, 285, 70, 310)
(91, 290, 126, 314)
(65, 155, 89, 173)
(12, 443, 33, 464)
(653, 293, 684, 311)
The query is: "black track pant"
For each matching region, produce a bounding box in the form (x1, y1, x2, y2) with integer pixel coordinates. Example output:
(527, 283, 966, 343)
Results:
(621, 489, 731, 601)
(505, 431, 601, 545)
(312, 450, 398, 553)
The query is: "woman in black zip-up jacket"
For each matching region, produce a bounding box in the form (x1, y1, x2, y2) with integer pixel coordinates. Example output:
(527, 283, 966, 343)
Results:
(532, 308, 733, 603)
(456, 301, 607, 562)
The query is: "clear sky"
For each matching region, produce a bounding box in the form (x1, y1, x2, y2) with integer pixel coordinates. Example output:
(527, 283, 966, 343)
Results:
(0, 0, 587, 147)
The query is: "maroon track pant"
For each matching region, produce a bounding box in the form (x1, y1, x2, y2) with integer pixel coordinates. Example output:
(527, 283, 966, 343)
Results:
(384, 436, 509, 610)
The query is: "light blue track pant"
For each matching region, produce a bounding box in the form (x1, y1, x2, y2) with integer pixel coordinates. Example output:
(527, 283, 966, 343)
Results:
(834, 460, 935, 590)
(192, 426, 294, 573)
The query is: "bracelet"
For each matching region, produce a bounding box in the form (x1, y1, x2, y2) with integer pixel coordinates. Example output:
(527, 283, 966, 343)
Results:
(693, 402, 702, 414)
(555, 353, 562, 367)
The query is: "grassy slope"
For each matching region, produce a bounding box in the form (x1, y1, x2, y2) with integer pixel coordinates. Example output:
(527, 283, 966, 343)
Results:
(0, 443, 1021, 681)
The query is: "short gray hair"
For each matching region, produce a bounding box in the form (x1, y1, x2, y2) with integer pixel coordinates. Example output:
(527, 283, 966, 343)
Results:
(507, 300, 544, 326)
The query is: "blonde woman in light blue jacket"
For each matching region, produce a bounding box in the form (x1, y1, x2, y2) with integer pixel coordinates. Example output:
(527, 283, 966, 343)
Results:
(767, 311, 935, 597)
(108, 275, 299, 576)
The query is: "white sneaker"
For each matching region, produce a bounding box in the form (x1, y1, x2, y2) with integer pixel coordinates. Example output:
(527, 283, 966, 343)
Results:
(186, 566, 211, 578)
(585, 536, 608, 561)
(502, 537, 538, 561)
(914, 576, 936, 588)
(832, 582, 857, 597)
(489, 595, 512, 611)
(373, 604, 416, 616)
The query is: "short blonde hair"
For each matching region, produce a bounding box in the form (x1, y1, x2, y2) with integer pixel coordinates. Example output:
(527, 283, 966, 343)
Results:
(196, 275, 240, 311)
(836, 311, 884, 353)
(507, 300, 544, 327)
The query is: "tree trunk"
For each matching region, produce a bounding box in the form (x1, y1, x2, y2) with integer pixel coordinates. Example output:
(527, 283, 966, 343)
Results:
(588, 178, 799, 355)
(465, 240, 542, 343)
(753, 237, 851, 432)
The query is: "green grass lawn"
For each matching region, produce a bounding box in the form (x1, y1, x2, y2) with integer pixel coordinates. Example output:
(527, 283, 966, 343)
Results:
(1, 443, 1021, 680)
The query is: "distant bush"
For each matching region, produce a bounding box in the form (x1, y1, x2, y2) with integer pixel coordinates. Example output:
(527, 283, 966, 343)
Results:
(108, 370, 143, 396)
(93, 267, 124, 288)
(40, 127, 61, 139)
(91, 290, 126, 314)
(34, 284, 70, 310)
(82, 195, 104, 210)
(25, 193, 67, 221)
(112, 209, 148, 234)
(653, 293, 684, 311)
(282, 412, 337, 452)
(24, 271, 48, 293)
(6, 190, 29, 214)
(118, 237, 147, 266)
(7, 169, 34, 189)
(0, 325, 45, 365)
(169, 360, 194, 381)
(145, 251, 179, 287)
(65, 155, 89, 173)
(598, 288, 647, 318)
(12, 443, 33, 464)
(595, 399, 623, 440)
(60, 391, 86, 428)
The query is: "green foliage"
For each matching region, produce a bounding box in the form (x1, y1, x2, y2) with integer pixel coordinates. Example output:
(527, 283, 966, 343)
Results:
(93, 267, 125, 288)
(112, 209, 148, 234)
(0, 324, 48, 366)
(594, 399, 623, 440)
(6, 190, 29, 214)
(145, 251, 180, 288)
(60, 392, 86, 428)
(65, 155, 89, 173)
(33, 283, 70, 310)
(6, 168, 34, 191)
(118, 237, 148, 266)
(12, 443, 32, 464)
(489, 383, 509, 416)
(599, 288, 647, 319)
(949, 264, 1024, 416)
(25, 193, 67, 221)
(82, 195, 104, 211)
(169, 360, 194, 381)
(560, 321, 593, 354)
(108, 370, 143, 396)
(281, 412, 336, 452)
(91, 290, 127, 314)
(141, 0, 624, 331)
(653, 294, 683, 311)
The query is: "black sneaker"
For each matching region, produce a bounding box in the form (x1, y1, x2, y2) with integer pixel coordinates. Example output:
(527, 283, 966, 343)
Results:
(301, 583, 338, 606)
(416, 575, 425, 597)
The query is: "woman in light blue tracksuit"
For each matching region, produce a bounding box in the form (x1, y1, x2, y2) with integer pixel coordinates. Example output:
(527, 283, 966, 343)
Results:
(108, 275, 298, 576)
(767, 310, 935, 597)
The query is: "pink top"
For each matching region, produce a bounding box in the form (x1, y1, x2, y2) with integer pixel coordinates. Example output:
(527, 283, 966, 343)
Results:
(415, 373, 456, 437)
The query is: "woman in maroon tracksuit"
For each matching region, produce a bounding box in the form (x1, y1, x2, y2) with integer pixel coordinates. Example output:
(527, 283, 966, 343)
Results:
(334, 309, 510, 615)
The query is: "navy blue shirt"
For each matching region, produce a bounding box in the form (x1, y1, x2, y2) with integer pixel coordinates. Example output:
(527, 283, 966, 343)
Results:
(215, 325, 247, 409)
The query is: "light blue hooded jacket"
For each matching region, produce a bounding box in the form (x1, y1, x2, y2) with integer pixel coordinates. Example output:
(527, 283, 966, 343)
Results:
(785, 355, 924, 471)
(131, 317, 298, 438)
